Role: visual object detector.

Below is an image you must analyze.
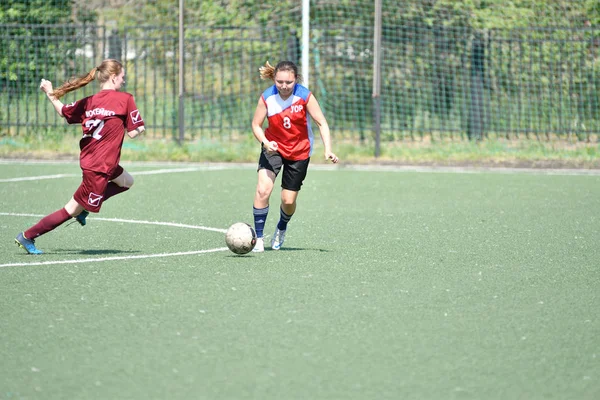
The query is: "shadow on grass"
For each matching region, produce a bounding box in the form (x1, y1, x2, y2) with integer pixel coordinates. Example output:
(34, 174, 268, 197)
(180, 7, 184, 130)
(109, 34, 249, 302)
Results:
(50, 249, 140, 256)
(224, 247, 331, 256)
(278, 247, 330, 252)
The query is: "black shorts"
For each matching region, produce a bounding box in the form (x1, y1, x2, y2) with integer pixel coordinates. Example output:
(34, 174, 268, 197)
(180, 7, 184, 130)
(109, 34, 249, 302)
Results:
(258, 148, 310, 191)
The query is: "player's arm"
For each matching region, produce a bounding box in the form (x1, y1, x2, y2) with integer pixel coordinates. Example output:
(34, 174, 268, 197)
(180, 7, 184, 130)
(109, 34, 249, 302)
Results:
(39, 79, 64, 117)
(127, 125, 145, 138)
(251, 98, 278, 152)
(125, 96, 145, 138)
(306, 95, 339, 163)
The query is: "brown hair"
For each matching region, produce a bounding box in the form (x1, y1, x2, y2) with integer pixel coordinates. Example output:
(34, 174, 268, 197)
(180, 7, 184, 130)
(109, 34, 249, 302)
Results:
(51, 59, 123, 99)
(259, 60, 303, 84)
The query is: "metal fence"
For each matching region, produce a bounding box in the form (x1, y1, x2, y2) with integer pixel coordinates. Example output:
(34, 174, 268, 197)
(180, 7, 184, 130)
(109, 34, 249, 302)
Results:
(1, 22, 599, 142)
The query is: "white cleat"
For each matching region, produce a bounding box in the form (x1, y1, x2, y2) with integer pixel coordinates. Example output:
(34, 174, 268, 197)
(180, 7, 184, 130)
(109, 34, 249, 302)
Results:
(271, 228, 286, 250)
(252, 237, 264, 253)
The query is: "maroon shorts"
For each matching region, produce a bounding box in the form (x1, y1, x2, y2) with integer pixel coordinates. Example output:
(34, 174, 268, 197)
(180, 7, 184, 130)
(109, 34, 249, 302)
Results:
(73, 165, 124, 213)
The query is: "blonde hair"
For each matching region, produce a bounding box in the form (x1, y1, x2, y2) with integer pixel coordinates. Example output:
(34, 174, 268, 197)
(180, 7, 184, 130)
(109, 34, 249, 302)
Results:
(259, 60, 302, 83)
(51, 59, 123, 99)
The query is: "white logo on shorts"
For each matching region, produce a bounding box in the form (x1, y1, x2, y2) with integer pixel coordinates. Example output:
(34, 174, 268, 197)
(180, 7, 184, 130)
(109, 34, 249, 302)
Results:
(88, 192, 103, 206)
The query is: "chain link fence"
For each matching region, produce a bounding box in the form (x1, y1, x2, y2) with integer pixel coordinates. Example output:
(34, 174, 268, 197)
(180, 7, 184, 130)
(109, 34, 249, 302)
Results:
(1, 1, 599, 143)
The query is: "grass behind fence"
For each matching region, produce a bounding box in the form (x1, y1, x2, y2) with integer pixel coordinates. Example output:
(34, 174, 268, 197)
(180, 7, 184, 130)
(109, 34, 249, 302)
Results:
(1, 131, 599, 168)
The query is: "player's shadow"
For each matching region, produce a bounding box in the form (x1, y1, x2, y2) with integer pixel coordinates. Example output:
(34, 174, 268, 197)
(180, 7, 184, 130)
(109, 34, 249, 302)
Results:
(51, 249, 140, 256)
(267, 247, 331, 253)
(279, 247, 330, 252)
(225, 247, 330, 257)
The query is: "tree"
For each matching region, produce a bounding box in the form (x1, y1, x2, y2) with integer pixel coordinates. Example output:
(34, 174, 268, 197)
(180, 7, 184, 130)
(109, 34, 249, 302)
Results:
(0, 0, 97, 92)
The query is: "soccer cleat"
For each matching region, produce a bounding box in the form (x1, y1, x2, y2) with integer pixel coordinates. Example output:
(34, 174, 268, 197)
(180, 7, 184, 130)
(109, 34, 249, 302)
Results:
(76, 210, 89, 226)
(15, 232, 43, 255)
(252, 237, 264, 253)
(271, 228, 286, 250)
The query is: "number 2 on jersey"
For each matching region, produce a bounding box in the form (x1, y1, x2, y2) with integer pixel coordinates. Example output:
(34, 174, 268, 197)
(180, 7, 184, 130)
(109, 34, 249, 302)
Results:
(85, 119, 105, 139)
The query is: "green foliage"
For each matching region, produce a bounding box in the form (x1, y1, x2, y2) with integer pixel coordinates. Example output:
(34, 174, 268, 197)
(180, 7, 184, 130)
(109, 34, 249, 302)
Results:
(100, 0, 292, 29)
(2, 0, 599, 142)
(0, 1, 98, 92)
(0, 0, 70, 24)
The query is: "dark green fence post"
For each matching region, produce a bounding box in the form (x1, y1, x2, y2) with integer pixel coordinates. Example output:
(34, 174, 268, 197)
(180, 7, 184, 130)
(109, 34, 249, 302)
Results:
(467, 32, 487, 141)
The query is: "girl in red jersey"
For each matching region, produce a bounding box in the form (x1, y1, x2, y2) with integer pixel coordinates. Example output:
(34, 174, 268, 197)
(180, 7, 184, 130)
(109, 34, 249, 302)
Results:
(250, 60, 339, 252)
(15, 59, 145, 254)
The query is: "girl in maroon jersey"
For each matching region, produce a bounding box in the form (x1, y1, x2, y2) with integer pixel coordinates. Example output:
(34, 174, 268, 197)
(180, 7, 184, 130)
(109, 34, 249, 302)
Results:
(250, 60, 339, 252)
(15, 59, 145, 254)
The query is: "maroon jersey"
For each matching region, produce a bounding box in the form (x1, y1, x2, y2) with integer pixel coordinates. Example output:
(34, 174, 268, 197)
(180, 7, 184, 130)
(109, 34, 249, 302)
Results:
(62, 90, 144, 174)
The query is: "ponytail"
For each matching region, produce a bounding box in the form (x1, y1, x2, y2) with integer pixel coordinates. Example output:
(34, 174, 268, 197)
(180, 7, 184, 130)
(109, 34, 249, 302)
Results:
(258, 60, 302, 83)
(259, 61, 276, 80)
(51, 67, 98, 99)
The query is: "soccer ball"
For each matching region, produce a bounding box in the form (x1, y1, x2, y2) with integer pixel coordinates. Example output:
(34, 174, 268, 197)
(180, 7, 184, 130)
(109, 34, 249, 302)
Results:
(225, 222, 257, 255)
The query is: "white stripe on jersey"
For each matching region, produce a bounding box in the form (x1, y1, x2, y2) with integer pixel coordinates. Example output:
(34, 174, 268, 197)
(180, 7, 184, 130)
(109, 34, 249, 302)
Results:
(265, 94, 302, 117)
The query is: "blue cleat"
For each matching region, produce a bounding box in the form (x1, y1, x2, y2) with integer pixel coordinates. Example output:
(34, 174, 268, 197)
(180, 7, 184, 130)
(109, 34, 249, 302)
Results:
(76, 210, 89, 226)
(15, 232, 43, 254)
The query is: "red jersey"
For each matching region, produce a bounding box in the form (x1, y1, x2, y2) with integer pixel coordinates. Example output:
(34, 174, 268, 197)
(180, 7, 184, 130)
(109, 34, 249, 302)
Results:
(62, 90, 144, 174)
(261, 84, 314, 161)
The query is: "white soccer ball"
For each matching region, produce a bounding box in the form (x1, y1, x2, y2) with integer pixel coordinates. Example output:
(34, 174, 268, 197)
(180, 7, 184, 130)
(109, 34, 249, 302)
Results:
(225, 222, 257, 255)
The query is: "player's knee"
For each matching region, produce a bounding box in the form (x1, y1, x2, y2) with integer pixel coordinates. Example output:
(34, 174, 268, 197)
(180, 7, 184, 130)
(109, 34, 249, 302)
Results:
(280, 189, 298, 206)
(256, 185, 272, 200)
(281, 197, 295, 206)
(256, 189, 268, 200)
(124, 174, 134, 188)
(116, 172, 134, 188)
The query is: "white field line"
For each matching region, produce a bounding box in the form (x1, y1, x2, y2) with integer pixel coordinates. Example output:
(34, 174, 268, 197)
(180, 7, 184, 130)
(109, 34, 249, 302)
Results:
(0, 167, 206, 183)
(1, 157, 600, 176)
(0, 159, 253, 169)
(126, 167, 203, 175)
(0, 173, 78, 182)
(1, 212, 230, 268)
(0, 213, 227, 233)
(0, 248, 229, 268)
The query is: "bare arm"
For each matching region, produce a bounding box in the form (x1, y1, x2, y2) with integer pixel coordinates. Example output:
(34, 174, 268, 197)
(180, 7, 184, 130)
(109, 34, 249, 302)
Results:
(127, 125, 145, 138)
(39, 79, 64, 117)
(306, 95, 339, 163)
(251, 98, 278, 153)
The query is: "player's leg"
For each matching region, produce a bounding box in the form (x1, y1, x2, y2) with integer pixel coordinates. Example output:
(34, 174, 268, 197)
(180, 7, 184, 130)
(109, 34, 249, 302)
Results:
(75, 167, 132, 227)
(72, 169, 111, 226)
(272, 157, 310, 250)
(252, 150, 281, 252)
(64, 195, 90, 226)
(15, 171, 110, 254)
(280, 189, 298, 220)
(64, 197, 87, 216)
(104, 166, 133, 202)
(15, 198, 83, 255)
(16, 206, 72, 254)
(271, 189, 297, 250)
(253, 169, 275, 252)
(72, 167, 133, 228)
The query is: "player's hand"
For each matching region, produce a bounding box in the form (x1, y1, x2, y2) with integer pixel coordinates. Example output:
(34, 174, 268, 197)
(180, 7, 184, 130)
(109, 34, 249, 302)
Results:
(39, 79, 53, 94)
(40, 79, 58, 101)
(263, 140, 278, 154)
(325, 151, 339, 164)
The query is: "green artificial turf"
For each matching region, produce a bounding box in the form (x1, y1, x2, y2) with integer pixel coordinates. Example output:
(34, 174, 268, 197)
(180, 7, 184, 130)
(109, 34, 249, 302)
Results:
(1, 161, 599, 399)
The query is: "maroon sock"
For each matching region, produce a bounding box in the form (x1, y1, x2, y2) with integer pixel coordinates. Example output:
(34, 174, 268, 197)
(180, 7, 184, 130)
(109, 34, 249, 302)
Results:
(25, 208, 72, 239)
(104, 182, 129, 201)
